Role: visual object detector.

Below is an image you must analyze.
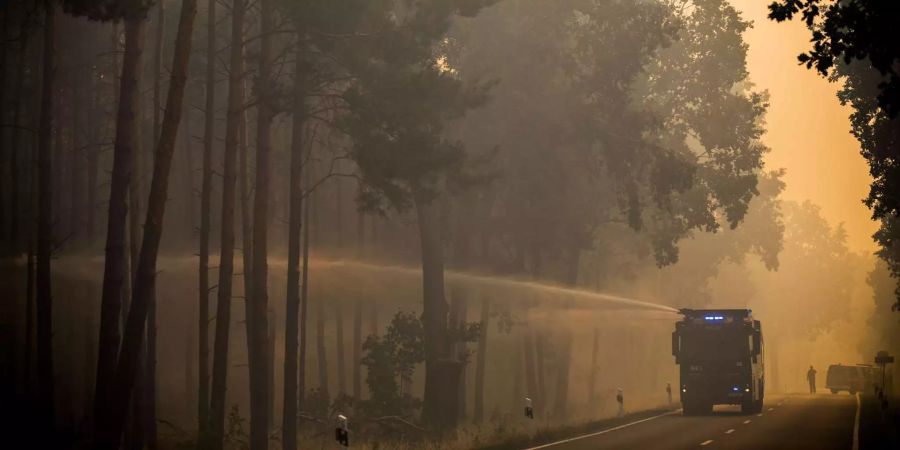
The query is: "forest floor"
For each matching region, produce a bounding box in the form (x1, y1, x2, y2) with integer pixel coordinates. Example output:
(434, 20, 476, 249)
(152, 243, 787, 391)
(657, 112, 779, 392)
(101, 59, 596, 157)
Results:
(470, 406, 679, 450)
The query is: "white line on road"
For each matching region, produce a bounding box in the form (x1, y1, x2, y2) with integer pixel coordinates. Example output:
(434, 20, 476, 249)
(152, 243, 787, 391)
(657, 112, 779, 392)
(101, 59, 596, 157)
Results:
(725, 429, 735, 434)
(756, 413, 763, 417)
(767, 407, 774, 411)
(852, 392, 861, 450)
(524, 410, 681, 449)
(742, 420, 751, 424)
(700, 440, 714, 446)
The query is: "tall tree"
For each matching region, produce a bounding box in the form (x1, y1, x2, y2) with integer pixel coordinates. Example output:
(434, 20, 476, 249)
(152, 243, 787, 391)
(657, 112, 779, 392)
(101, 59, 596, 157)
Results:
(82, 8, 147, 442)
(335, 301, 347, 395)
(208, 0, 245, 447)
(96, 0, 198, 447)
(8, 19, 31, 255)
(144, 3, 166, 448)
(341, 1, 495, 428)
(282, 24, 307, 449)
(35, 0, 56, 429)
(197, 0, 216, 432)
(249, 0, 274, 445)
(472, 297, 489, 422)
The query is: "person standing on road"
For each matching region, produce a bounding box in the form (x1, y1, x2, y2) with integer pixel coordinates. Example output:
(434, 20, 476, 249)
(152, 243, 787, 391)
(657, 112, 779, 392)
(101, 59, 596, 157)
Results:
(666, 382, 672, 406)
(616, 388, 624, 417)
(807, 365, 817, 394)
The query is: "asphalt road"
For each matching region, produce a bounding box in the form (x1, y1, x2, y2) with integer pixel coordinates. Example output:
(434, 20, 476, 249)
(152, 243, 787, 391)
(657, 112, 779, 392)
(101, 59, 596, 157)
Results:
(528, 394, 859, 450)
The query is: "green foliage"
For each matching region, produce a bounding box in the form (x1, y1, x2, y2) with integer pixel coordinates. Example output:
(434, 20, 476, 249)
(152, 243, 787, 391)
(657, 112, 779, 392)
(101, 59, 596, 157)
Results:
(338, 1, 496, 212)
(830, 31, 900, 307)
(224, 405, 249, 450)
(304, 387, 331, 418)
(874, 217, 900, 311)
(757, 200, 857, 338)
(639, 0, 771, 265)
(360, 310, 480, 417)
(768, 1, 900, 117)
(450, 0, 773, 273)
(361, 311, 425, 417)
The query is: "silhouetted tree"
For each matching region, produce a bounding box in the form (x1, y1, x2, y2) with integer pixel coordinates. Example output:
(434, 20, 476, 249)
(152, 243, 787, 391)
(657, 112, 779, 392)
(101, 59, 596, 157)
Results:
(96, 0, 198, 447)
(249, 0, 274, 445)
(208, 0, 245, 447)
(36, 0, 57, 430)
(197, 0, 216, 433)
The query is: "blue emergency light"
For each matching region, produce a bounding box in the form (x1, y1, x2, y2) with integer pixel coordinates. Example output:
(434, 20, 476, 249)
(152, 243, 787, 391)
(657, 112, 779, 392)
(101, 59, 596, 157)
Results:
(704, 315, 725, 321)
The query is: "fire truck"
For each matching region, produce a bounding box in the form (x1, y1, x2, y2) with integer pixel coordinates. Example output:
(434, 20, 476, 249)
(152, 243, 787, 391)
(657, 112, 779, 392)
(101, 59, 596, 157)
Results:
(672, 309, 764, 415)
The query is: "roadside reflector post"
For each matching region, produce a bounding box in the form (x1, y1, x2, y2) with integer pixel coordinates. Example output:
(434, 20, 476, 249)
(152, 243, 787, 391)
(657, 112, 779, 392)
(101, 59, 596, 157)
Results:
(335, 414, 349, 447)
(524, 397, 534, 419)
(874, 351, 895, 398)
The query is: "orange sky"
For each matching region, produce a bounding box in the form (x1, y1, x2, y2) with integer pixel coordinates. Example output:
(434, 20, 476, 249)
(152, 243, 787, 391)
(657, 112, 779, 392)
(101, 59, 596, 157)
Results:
(731, 0, 878, 253)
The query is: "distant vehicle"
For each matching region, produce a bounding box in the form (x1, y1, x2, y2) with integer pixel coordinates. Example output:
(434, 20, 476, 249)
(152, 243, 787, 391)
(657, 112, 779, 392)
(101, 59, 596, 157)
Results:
(672, 309, 764, 415)
(825, 364, 875, 394)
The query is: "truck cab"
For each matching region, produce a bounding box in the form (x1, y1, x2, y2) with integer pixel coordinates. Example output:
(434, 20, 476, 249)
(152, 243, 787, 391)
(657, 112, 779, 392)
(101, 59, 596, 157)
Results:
(672, 309, 764, 415)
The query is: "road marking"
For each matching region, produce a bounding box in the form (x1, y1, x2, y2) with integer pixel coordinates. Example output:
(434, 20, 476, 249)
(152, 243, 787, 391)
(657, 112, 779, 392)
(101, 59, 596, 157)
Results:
(742, 420, 751, 424)
(756, 413, 763, 417)
(725, 429, 735, 434)
(767, 407, 774, 411)
(700, 440, 714, 446)
(852, 392, 860, 450)
(524, 410, 681, 449)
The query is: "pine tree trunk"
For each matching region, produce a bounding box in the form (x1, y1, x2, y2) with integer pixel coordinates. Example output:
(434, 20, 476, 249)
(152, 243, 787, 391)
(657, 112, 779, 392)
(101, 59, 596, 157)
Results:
(197, 0, 216, 434)
(316, 252, 328, 398)
(473, 297, 490, 422)
(299, 164, 311, 409)
(0, 4, 8, 247)
(86, 61, 100, 247)
(457, 292, 468, 421)
(282, 38, 306, 449)
(185, 294, 196, 423)
(535, 331, 546, 410)
(24, 81, 38, 394)
(250, 0, 274, 445)
(267, 311, 275, 430)
(208, 0, 244, 446)
(145, 3, 166, 447)
(335, 301, 346, 395)
(36, 3, 56, 428)
(97, 1, 198, 447)
(553, 331, 572, 417)
(588, 328, 598, 404)
(352, 298, 361, 399)
(82, 291, 96, 430)
(68, 84, 83, 247)
(9, 35, 28, 254)
(239, 70, 254, 395)
(416, 193, 458, 430)
(94, 16, 146, 439)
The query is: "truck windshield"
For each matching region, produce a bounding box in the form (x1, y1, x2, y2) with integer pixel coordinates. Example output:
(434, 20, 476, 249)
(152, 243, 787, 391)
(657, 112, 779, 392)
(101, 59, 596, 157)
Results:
(680, 328, 749, 361)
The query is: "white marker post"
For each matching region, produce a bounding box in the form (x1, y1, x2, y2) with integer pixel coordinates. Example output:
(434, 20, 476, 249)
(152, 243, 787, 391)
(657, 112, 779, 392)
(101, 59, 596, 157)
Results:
(525, 397, 534, 419)
(335, 414, 349, 447)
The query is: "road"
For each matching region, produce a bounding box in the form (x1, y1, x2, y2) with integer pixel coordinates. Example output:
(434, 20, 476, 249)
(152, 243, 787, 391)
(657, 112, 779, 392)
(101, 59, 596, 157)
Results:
(528, 394, 859, 450)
